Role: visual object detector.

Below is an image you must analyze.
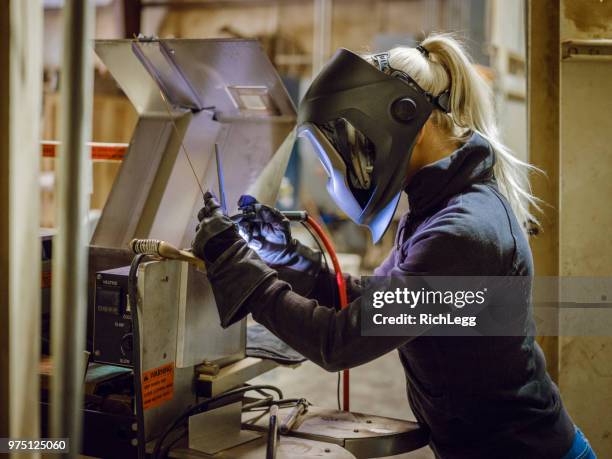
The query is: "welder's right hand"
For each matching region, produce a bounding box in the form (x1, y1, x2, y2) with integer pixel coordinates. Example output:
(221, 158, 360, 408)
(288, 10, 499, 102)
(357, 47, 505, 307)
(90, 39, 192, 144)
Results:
(236, 195, 293, 265)
(236, 195, 322, 281)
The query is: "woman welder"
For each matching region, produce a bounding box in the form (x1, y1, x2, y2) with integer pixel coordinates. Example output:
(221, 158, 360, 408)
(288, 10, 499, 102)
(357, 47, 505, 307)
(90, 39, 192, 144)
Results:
(191, 34, 595, 458)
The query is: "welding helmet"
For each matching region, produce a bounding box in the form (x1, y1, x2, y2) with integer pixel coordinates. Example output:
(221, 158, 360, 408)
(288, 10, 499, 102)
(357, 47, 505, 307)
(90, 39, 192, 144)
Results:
(297, 48, 450, 242)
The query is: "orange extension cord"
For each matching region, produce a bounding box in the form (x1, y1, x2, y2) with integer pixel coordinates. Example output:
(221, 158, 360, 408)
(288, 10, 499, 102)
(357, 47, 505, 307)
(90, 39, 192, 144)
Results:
(304, 215, 350, 411)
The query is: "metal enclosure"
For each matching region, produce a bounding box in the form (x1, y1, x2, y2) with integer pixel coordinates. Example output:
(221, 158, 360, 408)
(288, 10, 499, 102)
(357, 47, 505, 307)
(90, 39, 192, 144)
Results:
(137, 259, 245, 440)
(90, 38, 295, 378)
(92, 38, 295, 250)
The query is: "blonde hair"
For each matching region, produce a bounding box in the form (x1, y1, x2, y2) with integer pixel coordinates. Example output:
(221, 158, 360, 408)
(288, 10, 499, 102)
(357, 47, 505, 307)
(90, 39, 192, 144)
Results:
(369, 33, 540, 231)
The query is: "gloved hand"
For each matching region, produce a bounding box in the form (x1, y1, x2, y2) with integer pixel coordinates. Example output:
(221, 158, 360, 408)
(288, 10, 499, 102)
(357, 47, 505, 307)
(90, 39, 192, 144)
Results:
(192, 191, 238, 264)
(193, 191, 275, 327)
(236, 195, 321, 277)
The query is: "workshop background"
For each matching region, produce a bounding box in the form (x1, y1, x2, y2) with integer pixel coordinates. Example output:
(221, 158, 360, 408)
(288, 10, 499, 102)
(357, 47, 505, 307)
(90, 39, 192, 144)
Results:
(1, 0, 611, 458)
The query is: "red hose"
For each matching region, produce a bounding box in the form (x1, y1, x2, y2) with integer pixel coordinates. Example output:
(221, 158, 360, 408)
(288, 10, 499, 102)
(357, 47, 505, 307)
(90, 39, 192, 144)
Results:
(305, 216, 350, 411)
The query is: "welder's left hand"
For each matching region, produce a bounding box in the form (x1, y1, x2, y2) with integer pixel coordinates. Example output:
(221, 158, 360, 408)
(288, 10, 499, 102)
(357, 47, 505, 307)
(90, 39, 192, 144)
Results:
(192, 191, 238, 264)
(192, 191, 275, 327)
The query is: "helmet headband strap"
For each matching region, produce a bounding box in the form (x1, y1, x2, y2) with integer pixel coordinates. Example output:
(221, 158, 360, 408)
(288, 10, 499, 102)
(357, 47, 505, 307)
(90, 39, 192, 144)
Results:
(371, 51, 451, 114)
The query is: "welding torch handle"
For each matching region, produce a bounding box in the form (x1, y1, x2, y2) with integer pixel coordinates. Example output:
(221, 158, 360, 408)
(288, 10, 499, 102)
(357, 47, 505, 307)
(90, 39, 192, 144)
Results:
(129, 238, 206, 271)
(280, 210, 308, 222)
(229, 209, 308, 223)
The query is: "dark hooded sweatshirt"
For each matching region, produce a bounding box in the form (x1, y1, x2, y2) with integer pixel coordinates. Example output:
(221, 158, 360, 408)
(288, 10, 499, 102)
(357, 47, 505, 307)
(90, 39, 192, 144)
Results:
(245, 133, 575, 458)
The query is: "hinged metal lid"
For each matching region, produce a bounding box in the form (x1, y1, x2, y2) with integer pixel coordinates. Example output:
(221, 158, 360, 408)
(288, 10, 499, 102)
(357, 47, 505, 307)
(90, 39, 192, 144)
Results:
(92, 39, 296, 250)
(95, 38, 295, 118)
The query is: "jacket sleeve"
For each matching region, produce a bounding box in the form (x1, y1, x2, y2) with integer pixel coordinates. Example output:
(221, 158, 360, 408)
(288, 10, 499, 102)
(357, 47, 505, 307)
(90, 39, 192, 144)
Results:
(274, 264, 362, 307)
(307, 266, 363, 308)
(248, 279, 411, 372)
(239, 209, 503, 372)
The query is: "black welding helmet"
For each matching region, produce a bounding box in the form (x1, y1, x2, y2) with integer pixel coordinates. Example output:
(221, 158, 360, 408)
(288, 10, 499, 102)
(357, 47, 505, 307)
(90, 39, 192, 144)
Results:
(297, 48, 450, 242)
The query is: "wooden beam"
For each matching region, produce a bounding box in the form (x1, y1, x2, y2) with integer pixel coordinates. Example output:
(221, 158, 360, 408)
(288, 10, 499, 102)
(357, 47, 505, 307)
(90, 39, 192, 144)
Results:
(123, 0, 142, 38)
(0, 0, 43, 441)
(0, 0, 10, 441)
(527, 0, 560, 382)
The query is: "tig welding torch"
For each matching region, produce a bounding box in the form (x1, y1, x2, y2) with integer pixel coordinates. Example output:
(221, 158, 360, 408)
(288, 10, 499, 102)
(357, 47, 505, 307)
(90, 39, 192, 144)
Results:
(230, 207, 308, 223)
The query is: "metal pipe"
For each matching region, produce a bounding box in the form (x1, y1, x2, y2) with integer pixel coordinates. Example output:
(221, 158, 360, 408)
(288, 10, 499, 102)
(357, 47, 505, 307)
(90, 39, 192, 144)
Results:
(50, 0, 95, 455)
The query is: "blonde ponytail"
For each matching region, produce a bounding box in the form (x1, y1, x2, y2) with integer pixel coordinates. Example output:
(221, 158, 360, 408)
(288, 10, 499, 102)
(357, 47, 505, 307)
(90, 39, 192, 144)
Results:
(376, 33, 540, 231)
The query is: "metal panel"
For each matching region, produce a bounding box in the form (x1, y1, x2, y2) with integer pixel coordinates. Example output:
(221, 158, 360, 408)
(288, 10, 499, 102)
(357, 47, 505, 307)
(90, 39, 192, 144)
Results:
(139, 259, 247, 439)
(176, 263, 245, 368)
(132, 40, 203, 110)
(91, 116, 177, 248)
(139, 260, 195, 441)
(92, 39, 296, 250)
(158, 39, 295, 119)
(94, 40, 169, 115)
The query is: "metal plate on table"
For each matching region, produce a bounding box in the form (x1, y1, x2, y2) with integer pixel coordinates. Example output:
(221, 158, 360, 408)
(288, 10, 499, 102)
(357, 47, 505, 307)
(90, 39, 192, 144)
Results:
(163, 435, 356, 459)
(243, 406, 428, 458)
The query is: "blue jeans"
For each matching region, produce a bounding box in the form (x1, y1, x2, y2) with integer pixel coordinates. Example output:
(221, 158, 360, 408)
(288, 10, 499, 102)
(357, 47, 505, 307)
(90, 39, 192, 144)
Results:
(562, 427, 597, 459)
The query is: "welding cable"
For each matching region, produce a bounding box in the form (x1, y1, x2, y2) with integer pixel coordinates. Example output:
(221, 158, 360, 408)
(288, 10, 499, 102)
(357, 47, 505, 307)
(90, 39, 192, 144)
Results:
(299, 221, 341, 410)
(152, 384, 284, 458)
(337, 372, 342, 411)
(128, 254, 147, 459)
(242, 397, 307, 413)
(303, 215, 350, 411)
(242, 395, 274, 411)
(163, 426, 187, 456)
(298, 221, 335, 306)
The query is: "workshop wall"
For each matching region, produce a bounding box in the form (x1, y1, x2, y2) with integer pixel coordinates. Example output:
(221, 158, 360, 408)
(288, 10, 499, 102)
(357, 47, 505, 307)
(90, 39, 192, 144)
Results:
(155, 0, 487, 77)
(558, 0, 612, 455)
(40, 0, 135, 228)
(40, 92, 137, 228)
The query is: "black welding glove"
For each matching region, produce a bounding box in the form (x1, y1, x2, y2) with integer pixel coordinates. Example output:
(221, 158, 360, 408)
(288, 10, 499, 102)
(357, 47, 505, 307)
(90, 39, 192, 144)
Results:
(192, 191, 275, 328)
(236, 195, 322, 295)
(236, 195, 321, 274)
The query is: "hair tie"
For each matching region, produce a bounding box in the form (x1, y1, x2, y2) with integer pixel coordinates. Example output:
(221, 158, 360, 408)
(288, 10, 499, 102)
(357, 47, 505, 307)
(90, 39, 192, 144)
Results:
(416, 44, 430, 58)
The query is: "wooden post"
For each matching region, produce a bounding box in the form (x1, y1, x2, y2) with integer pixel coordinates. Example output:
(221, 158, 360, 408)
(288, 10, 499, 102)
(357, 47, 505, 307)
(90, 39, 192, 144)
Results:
(526, 0, 560, 382)
(558, 0, 612, 454)
(0, 0, 43, 442)
(50, 1, 95, 455)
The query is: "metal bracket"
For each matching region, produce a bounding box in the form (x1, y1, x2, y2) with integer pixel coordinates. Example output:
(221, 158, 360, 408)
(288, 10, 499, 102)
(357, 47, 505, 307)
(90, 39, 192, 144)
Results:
(562, 39, 612, 61)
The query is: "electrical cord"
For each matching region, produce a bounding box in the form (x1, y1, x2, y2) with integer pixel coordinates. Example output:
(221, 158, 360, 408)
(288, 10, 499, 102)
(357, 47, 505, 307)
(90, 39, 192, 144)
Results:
(128, 254, 147, 459)
(337, 372, 342, 411)
(303, 216, 350, 412)
(299, 221, 335, 306)
(299, 221, 341, 410)
(152, 384, 283, 458)
(242, 397, 306, 413)
(163, 426, 187, 456)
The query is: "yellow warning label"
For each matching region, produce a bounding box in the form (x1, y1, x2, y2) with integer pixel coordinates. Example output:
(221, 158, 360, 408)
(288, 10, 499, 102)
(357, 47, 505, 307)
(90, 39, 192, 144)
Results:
(142, 362, 174, 410)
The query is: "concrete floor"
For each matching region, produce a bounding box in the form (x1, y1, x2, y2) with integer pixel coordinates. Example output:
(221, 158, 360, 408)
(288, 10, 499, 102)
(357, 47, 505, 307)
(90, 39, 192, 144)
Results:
(251, 351, 435, 459)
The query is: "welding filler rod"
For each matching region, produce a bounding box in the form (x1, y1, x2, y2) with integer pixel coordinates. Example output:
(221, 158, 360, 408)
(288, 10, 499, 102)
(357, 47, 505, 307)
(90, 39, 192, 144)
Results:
(129, 238, 206, 271)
